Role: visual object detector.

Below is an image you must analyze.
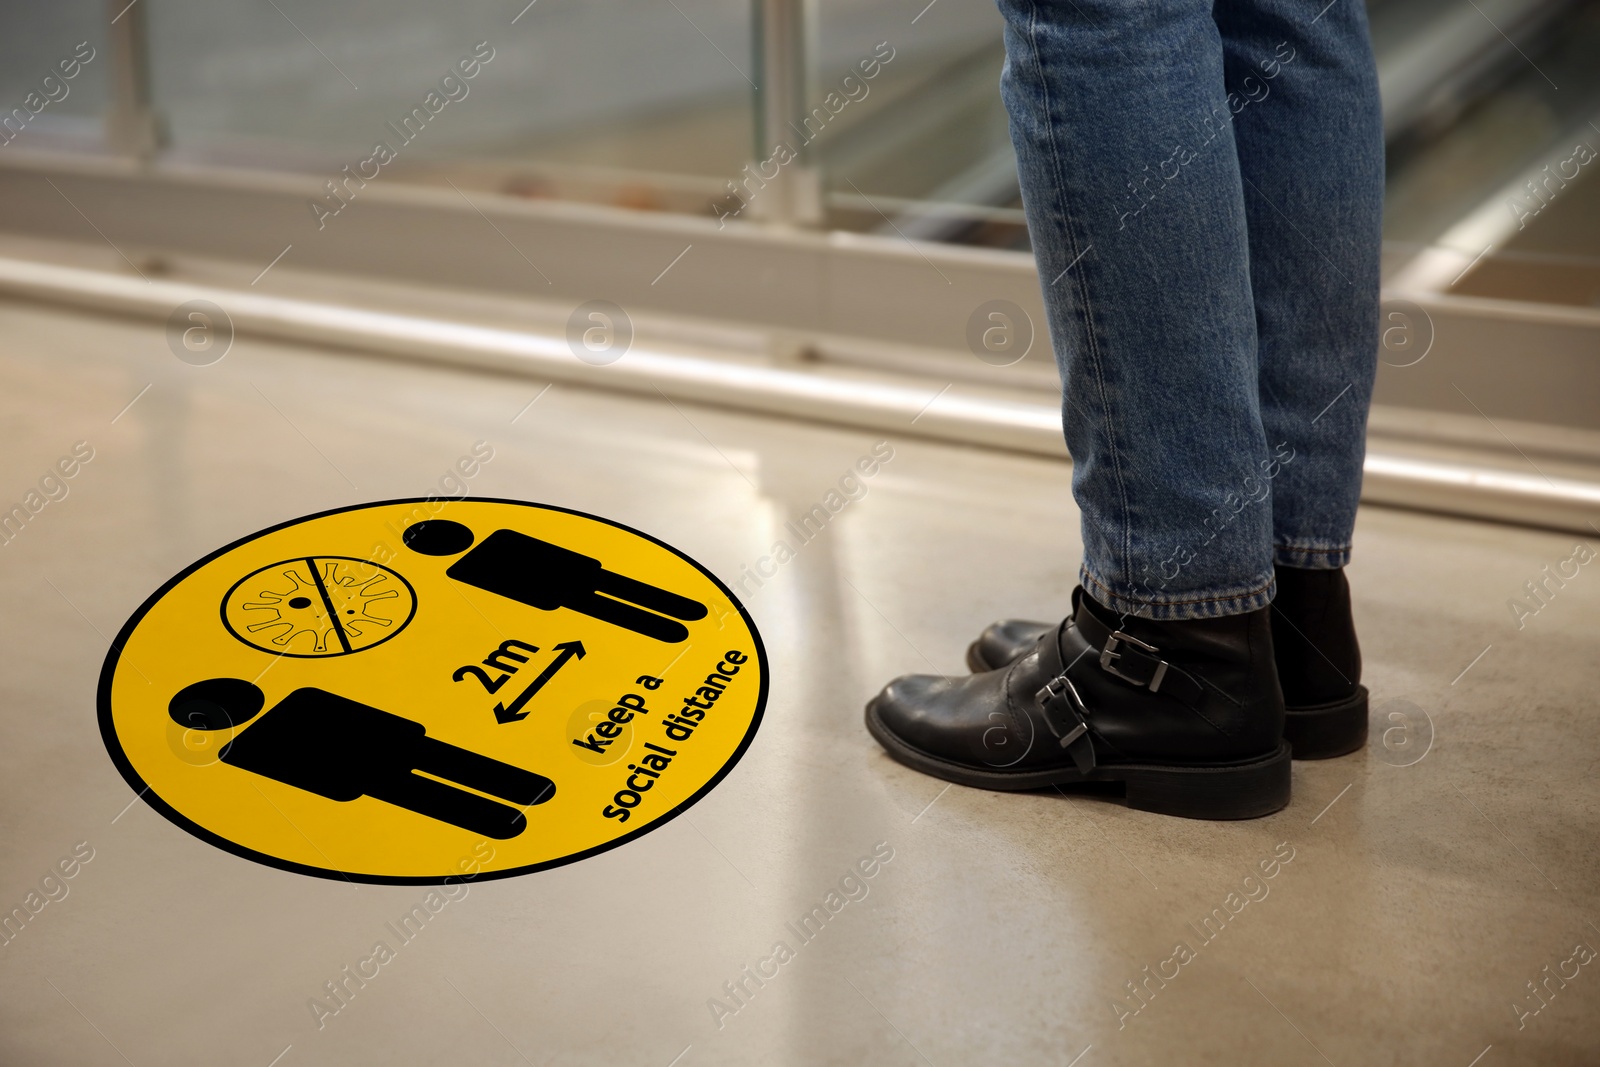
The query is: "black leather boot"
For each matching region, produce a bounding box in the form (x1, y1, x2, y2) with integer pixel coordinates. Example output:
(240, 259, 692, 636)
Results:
(865, 588, 1290, 820)
(1269, 565, 1367, 757)
(964, 566, 1367, 759)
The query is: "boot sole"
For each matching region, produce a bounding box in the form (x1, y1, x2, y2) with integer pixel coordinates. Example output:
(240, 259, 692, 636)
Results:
(1283, 685, 1368, 759)
(865, 699, 1291, 821)
(968, 640, 1369, 761)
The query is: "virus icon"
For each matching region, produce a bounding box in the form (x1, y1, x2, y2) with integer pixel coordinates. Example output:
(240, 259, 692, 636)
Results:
(222, 557, 417, 657)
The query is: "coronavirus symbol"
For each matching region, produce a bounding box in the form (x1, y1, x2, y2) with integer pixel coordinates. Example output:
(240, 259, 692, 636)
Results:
(221, 557, 417, 657)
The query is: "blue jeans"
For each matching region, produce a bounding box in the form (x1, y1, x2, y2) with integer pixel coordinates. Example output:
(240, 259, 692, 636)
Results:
(997, 0, 1384, 620)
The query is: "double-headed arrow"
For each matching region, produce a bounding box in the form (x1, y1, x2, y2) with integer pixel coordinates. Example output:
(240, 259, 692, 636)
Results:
(494, 640, 585, 724)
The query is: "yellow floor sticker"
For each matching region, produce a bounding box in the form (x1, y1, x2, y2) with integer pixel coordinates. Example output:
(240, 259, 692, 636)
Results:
(98, 498, 767, 884)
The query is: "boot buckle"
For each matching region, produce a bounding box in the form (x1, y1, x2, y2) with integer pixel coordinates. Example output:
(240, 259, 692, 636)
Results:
(1100, 631, 1168, 691)
(1034, 674, 1089, 748)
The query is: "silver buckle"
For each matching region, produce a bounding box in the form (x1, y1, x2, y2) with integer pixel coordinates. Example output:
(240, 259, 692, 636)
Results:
(1100, 630, 1161, 686)
(1035, 674, 1089, 747)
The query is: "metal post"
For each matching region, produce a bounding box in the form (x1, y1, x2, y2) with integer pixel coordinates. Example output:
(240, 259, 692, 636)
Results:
(106, 0, 160, 163)
(750, 0, 822, 227)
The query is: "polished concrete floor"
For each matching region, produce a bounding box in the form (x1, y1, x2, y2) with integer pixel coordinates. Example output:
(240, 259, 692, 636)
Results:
(2, 299, 1598, 1066)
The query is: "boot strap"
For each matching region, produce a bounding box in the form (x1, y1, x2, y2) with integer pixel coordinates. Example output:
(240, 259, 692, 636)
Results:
(1034, 674, 1097, 774)
(1073, 607, 1206, 710)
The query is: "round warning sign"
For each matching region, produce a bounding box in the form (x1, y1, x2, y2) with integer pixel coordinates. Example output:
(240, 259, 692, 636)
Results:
(98, 498, 767, 884)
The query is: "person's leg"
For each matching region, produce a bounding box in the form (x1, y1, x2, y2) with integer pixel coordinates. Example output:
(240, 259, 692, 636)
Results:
(998, 0, 1277, 621)
(954, 0, 1383, 760)
(1213, 0, 1384, 572)
(1217, 0, 1383, 755)
(862, 0, 1297, 820)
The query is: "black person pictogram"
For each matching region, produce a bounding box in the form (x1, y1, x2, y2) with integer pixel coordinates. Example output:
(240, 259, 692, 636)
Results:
(402, 519, 708, 643)
(169, 678, 554, 840)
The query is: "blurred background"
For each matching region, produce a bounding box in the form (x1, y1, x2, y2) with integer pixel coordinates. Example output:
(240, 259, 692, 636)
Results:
(8, 0, 1600, 258)
(1, 0, 1598, 524)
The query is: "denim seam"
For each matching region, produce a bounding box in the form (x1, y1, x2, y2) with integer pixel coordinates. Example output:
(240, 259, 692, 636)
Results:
(1081, 568, 1274, 610)
(1274, 544, 1352, 570)
(1022, 0, 1135, 589)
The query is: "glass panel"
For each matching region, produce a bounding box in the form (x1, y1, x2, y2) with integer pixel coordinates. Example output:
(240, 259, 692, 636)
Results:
(811, 0, 1600, 288)
(145, 0, 753, 208)
(810, 0, 1024, 248)
(0, 2, 109, 154)
(1381, 0, 1600, 304)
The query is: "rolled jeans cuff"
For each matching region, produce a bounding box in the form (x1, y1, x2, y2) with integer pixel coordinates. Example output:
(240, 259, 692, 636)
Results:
(1274, 543, 1352, 570)
(1081, 565, 1276, 621)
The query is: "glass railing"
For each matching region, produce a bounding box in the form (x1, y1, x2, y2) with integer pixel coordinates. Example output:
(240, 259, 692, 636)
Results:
(1, 0, 1596, 305)
(0, 2, 109, 156)
(141, 0, 755, 214)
